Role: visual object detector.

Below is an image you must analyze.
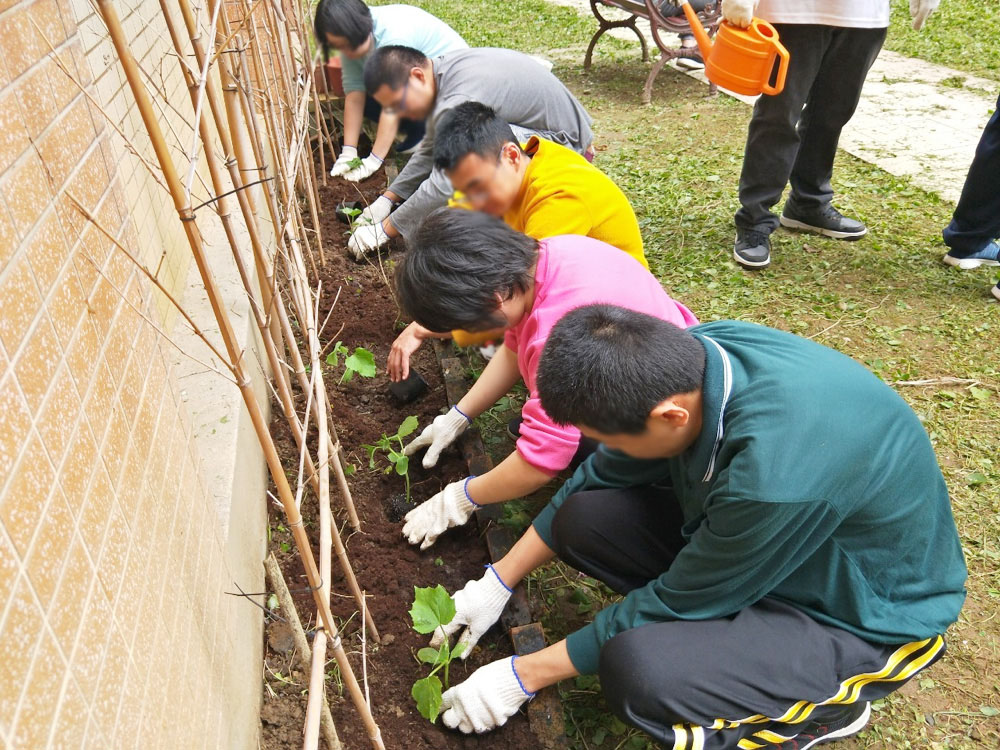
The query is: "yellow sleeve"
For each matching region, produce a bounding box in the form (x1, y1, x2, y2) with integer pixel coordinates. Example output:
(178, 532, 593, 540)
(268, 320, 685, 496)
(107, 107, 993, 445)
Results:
(521, 194, 593, 240)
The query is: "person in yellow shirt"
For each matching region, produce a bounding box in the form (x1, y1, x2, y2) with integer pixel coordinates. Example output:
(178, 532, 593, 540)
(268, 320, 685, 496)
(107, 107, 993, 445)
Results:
(388, 101, 647, 381)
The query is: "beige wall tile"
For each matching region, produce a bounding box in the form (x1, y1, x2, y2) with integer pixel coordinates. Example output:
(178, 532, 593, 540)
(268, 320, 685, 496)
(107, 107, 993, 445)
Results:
(24, 485, 73, 611)
(77, 463, 112, 561)
(95, 500, 128, 604)
(12, 313, 61, 415)
(0, 576, 44, 735)
(0, 87, 29, 185)
(69, 578, 112, 707)
(59, 420, 99, 520)
(10, 625, 66, 749)
(49, 673, 89, 749)
(0, 432, 56, 557)
(35, 362, 81, 471)
(0, 527, 19, 616)
(0, 252, 43, 356)
(0, 373, 33, 481)
(47, 532, 94, 648)
(0, 151, 55, 240)
(0, 0, 64, 82)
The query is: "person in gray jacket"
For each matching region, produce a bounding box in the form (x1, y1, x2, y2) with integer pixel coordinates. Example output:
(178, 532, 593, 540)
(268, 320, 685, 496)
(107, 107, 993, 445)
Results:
(346, 45, 593, 259)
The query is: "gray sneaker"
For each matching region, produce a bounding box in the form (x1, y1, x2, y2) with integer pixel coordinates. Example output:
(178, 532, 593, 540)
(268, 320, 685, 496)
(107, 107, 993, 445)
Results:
(734, 228, 771, 269)
(780, 204, 867, 240)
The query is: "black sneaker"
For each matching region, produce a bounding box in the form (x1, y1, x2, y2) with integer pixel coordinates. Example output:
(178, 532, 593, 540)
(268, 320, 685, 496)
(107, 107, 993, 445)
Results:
(780, 204, 867, 240)
(794, 701, 871, 749)
(734, 228, 772, 269)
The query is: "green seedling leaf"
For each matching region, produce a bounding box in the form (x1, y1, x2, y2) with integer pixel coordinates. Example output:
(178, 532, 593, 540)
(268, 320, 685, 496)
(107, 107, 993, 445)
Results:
(397, 415, 419, 438)
(267, 593, 279, 611)
(969, 386, 991, 401)
(340, 368, 355, 384)
(451, 642, 468, 659)
(434, 557, 444, 567)
(417, 646, 446, 665)
(344, 463, 357, 476)
(412, 675, 443, 722)
(345, 347, 377, 378)
(410, 585, 456, 634)
(980, 705, 1000, 717)
(347, 156, 363, 170)
(394, 455, 409, 476)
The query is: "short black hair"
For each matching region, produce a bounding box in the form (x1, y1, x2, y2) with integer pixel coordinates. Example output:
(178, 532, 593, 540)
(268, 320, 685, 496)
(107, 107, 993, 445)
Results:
(433, 102, 521, 171)
(313, 0, 373, 58)
(363, 45, 429, 93)
(395, 208, 538, 333)
(538, 305, 705, 434)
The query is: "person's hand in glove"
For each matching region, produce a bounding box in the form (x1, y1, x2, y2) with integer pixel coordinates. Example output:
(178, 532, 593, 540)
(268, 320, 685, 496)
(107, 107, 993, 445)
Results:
(347, 221, 390, 260)
(402, 477, 478, 549)
(355, 195, 393, 226)
(403, 405, 471, 468)
(344, 152, 384, 182)
(430, 565, 512, 657)
(440, 656, 535, 733)
(910, 0, 939, 30)
(721, 0, 756, 27)
(330, 145, 358, 178)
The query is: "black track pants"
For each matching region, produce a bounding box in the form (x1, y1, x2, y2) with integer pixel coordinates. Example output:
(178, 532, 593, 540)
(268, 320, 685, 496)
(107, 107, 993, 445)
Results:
(735, 25, 887, 233)
(549, 488, 946, 749)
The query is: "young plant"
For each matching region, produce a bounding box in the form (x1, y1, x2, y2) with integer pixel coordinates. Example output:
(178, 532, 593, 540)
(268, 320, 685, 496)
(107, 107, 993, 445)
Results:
(409, 584, 467, 722)
(362, 415, 419, 502)
(326, 341, 376, 383)
(347, 156, 364, 170)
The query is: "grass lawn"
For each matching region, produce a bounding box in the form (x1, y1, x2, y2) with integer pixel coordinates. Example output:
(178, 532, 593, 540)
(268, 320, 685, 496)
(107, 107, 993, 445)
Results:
(377, 0, 1000, 746)
(887, 0, 1000, 81)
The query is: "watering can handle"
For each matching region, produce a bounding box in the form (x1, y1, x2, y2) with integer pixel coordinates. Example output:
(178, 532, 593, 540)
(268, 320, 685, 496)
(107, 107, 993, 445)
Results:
(761, 37, 790, 96)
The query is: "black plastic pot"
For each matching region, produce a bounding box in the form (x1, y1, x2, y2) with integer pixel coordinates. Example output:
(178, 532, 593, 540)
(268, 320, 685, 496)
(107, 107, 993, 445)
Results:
(388, 370, 428, 405)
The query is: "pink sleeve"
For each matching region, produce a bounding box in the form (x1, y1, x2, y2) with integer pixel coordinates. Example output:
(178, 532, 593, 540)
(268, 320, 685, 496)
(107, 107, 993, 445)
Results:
(513, 335, 581, 475)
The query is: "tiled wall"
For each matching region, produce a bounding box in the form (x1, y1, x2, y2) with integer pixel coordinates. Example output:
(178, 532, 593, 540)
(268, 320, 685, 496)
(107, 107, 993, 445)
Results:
(0, 0, 266, 747)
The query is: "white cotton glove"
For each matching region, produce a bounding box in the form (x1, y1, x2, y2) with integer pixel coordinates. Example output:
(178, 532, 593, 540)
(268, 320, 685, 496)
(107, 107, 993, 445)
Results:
(403, 405, 471, 468)
(721, 0, 755, 27)
(910, 0, 940, 30)
(440, 656, 535, 733)
(346, 221, 390, 260)
(330, 145, 358, 177)
(356, 195, 393, 226)
(430, 565, 512, 658)
(344, 152, 384, 182)
(402, 477, 477, 550)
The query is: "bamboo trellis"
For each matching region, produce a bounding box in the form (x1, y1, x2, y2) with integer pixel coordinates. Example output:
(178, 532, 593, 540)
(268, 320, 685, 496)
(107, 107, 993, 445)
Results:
(85, 0, 384, 745)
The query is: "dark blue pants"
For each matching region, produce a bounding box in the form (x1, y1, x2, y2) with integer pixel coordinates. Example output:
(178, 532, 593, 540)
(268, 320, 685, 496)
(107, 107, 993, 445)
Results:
(942, 93, 1000, 256)
(362, 96, 425, 145)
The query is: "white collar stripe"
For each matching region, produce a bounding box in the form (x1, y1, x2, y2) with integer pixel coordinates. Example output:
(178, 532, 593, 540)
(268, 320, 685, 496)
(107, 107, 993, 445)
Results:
(700, 335, 732, 483)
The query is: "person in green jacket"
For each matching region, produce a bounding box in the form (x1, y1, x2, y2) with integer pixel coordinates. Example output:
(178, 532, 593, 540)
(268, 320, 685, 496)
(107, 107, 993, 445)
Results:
(421, 304, 967, 747)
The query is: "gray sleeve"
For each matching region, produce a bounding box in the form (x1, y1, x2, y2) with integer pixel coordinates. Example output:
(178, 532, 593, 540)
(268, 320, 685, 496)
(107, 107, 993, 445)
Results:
(387, 136, 434, 201)
(387, 166, 453, 240)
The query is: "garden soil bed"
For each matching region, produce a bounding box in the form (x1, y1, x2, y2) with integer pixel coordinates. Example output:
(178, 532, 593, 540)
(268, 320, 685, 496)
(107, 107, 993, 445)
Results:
(259, 163, 536, 749)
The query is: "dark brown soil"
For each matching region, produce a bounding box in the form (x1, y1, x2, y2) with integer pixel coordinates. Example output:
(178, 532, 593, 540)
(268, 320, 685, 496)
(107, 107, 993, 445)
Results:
(259, 157, 535, 749)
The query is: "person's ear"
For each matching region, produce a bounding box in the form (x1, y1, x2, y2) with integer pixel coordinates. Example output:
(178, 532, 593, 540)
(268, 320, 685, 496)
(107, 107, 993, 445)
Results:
(649, 398, 690, 428)
(411, 66, 426, 86)
(502, 142, 520, 167)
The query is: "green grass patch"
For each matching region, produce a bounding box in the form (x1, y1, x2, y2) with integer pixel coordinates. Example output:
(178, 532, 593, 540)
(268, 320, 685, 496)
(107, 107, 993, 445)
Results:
(887, 0, 1000, 80)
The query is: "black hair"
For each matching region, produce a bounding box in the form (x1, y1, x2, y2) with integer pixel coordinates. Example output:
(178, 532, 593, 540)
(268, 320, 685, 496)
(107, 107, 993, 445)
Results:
(537, 305, 705, 434)
(313, 0, 373, 59)
(394, 208, 538, 333)
(433, 102, 522, 171)
(363, 45, 429, 93)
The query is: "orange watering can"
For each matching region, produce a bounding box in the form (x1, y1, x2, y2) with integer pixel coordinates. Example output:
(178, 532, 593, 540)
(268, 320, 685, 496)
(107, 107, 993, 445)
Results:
(679, 0, 790, 97)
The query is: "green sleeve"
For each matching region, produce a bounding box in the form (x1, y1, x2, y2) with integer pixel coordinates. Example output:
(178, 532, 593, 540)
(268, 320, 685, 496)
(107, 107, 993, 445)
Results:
(340, 55, 365, 94)
(532, 446, 673, 548)
(565, 497, 844, 674)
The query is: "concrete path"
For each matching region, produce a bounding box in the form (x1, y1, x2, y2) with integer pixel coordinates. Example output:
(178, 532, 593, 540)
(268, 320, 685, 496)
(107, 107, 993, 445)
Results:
(546, 0, 997, 202)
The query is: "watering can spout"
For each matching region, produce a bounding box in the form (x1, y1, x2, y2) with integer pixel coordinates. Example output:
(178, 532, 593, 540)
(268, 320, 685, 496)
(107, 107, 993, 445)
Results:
(678, 0, 714, 61)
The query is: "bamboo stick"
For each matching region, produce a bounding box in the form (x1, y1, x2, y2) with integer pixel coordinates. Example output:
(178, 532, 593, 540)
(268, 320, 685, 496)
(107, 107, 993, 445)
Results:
(265, 554, 343, 750)
(94, 5, 383, 746)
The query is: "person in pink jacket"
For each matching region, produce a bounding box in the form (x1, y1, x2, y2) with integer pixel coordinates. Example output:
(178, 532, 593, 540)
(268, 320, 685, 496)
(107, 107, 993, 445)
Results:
(395, 208, 697, 549)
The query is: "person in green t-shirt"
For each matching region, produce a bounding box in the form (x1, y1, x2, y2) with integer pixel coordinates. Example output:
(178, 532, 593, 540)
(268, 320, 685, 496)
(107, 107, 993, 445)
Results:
(416, 304, 966, 748)
(313, 0, 466, 181)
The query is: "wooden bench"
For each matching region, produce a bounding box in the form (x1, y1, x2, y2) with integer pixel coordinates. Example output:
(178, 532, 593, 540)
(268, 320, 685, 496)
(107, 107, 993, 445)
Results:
(584, 0, 723, 103)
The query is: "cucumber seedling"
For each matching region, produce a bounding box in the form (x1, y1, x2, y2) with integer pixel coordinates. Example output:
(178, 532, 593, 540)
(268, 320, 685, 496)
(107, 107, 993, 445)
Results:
(326, 341, 376, 384)
(362, 415, 419, 503)
(409, 584, 466, 722)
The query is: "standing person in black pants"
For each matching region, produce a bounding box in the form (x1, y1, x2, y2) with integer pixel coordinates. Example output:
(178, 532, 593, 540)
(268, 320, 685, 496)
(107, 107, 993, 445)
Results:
(725, 0, 940, 268)
(941, 92, 1000, 302)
